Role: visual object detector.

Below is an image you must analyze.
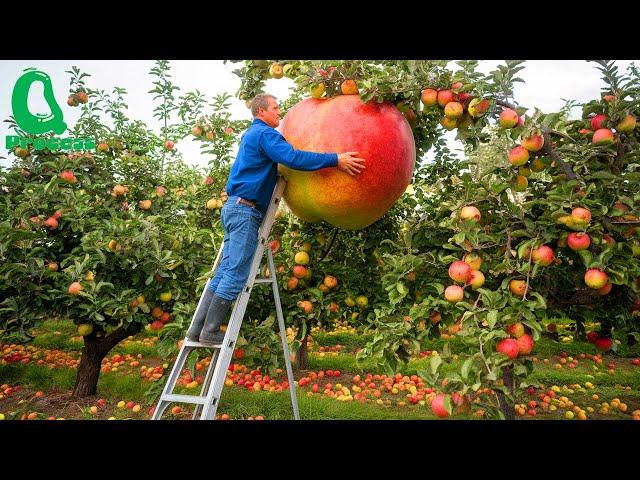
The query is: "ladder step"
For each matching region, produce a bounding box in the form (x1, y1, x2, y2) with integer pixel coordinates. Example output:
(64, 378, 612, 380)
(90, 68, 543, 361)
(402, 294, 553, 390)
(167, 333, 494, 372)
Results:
(253, 278, 274, 284)
(162, 394, 208, 405)
(182, 339, 222, 348)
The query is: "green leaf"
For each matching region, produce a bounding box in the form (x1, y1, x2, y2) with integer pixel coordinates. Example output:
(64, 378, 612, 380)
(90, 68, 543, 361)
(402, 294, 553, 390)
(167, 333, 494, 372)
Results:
(461, 357, 473, 380)
(430, 354, 442, 375)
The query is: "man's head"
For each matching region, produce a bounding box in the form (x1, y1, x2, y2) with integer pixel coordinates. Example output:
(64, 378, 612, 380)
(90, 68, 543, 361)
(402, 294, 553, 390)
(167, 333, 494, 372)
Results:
(251, 93, 280, 128)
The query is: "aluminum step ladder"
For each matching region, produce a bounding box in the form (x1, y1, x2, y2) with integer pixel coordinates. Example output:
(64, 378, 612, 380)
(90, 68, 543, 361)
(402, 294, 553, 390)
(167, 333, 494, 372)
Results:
(152, 175, 299, 420)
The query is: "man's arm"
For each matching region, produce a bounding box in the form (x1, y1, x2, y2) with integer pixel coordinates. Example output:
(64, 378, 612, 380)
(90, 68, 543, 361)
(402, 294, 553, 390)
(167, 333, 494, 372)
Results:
(260, 128, 338, 171)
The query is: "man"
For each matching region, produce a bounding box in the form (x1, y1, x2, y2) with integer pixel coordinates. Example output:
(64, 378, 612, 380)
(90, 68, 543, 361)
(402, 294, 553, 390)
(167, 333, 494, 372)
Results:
(186, 93, 366, 344)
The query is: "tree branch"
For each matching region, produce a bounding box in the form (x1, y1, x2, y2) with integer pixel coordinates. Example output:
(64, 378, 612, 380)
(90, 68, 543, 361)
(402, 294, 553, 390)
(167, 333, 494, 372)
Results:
(495, 99, 518, 111)
(540, 131, 580, 182)
(318, 228, 339, 263)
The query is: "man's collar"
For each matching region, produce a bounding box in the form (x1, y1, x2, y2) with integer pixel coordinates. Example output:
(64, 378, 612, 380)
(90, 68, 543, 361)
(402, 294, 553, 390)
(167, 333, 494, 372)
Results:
(253, 118, 268, 126)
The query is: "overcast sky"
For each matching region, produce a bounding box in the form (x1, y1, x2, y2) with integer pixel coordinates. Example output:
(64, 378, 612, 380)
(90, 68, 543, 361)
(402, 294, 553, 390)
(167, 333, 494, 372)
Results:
(1, 60, 636, 170)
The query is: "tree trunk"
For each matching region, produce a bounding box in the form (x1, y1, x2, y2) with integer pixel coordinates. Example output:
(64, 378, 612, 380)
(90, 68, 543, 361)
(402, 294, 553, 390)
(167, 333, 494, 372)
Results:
(496, 366, 515, 420)
(72, 325, 139, 398)
(295, 334, 309, 370)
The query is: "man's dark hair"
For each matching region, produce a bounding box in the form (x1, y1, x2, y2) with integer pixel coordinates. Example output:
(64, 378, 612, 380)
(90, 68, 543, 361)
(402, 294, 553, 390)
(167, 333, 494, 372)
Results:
(251, 93, 277, 117)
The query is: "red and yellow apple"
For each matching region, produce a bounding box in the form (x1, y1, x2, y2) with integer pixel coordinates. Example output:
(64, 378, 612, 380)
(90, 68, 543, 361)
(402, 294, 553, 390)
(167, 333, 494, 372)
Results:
(278, 96, 415, 229)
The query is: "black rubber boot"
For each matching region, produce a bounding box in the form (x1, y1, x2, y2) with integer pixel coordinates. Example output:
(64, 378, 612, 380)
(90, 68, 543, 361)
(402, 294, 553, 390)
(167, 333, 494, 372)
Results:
(199, 294, 233, 345)
(185, 288, 216, 341)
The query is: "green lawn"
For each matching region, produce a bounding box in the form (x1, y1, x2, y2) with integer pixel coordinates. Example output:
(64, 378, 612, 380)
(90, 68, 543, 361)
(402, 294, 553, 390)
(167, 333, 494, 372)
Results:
(2, 318, 640, 420)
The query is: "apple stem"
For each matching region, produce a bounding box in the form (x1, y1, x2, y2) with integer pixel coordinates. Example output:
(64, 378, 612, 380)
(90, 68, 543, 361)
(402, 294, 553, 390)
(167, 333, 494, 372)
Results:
(317, 228, 339, 263)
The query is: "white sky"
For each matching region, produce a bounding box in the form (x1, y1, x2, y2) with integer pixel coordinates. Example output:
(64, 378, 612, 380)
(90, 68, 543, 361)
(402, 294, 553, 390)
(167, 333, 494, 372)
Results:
(1, 60, 636, 170)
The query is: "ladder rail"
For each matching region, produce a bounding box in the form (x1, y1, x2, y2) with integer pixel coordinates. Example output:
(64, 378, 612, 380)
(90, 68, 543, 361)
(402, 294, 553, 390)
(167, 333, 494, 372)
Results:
(267, 247, 300, 420)
(151, 240, 224, 420)
(200, 176, 287, 420)
(153, 176, 298, 421)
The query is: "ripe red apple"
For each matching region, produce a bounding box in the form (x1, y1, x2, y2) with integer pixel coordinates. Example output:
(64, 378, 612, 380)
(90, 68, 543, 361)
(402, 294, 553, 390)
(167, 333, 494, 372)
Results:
(567, 232, 591, 251)
(150, 320, 164, 331)
(297, 300, 313, 314)
(139, 200, 152, 210)
(584, 268, 608, 289)
(468, 98, 489, 118)
(420, 88, 438, 107)
(590, 114, 608, 131)
(450, 82, 464, 91)
(278, 95, 415, 230)
(341, 79, 359, 95)
(598, 281, 612, 296)
(508, 146, 530, 167)
(444, 102, 464, 119)
(155, 186, 167, 197)
(506, 322, 525, 338)
(592, 128, 614, 145)
(513, 175, 528, 192)
(457, 92, 473, 105)
(269, 239, 281, 253)
(463, 252, 482, 271)
(164, 140, 174, 150)
(521, 134, 544, 152)
(468, 270, 485, 290)
(287, 277, 299, 290)
(517, 115, 525, 127)
(516, 334, 534, 355)
(594, 336, 612, 352)
(292, 265, 307, 279)
(449, 261, 472, 283)
(460, 205, 481, 222)
(444, 285, 464, 303)
(440, 116, 457, 130)
(323, 275, 338, 289)
(509, 279, 526, 297)
(496, 338, 519, 359)
(44, 217, 59, 230)
(68, 282, 82, 296)
(571, 207, 592, 225)
(532, 245, 554, 266)
(437, 90, 454, 108)
(616, 113, 636, 133)
(59, 170, 77, 183)
(499, 108, 519, 128)
(431, 393, 451, 418)
(586, 331, 598, 343)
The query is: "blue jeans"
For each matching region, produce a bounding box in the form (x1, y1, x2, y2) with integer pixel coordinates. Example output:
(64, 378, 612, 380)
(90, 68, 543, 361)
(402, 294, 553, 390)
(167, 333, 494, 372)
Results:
(208, 196, 264, 301)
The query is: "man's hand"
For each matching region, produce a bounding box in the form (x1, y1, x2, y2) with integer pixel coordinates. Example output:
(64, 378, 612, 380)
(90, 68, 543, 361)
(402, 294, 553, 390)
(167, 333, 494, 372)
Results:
(337, 152, 366, 176)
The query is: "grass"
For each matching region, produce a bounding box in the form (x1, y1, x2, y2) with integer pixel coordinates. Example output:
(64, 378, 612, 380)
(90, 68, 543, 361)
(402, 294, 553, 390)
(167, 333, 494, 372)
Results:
(312, 331, 374, 349)
(4, 316, 640, 420)
(0, 363, 76, 390)
(216, 387, 449, 420)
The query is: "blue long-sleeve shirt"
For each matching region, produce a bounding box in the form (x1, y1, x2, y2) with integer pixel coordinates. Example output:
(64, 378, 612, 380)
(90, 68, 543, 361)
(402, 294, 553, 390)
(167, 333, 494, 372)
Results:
(225, 118, 338, 214)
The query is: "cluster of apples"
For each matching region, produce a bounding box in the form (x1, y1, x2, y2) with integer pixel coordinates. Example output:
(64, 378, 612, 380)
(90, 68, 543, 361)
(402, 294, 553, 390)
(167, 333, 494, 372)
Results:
(556, 206, 612, 294)
(585, 331, 613, 351)
(495, 321, 535, 359)
(503, 115, 547, 192)
(67, 90, 88, 107)
(421, 82, 490, 131)
(580, 111, 636, 145)
(444, 252, 485, 304)
(24, 208, 64, 232)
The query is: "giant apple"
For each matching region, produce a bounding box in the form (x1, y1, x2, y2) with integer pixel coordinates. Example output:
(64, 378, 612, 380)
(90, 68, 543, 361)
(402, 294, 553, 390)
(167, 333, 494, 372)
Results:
(278, 95, 416, 230)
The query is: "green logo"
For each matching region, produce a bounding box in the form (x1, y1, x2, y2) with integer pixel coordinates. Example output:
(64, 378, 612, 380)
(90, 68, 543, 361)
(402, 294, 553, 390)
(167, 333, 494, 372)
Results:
(12, 68, 67, 135)
(6, 68, 94, 153)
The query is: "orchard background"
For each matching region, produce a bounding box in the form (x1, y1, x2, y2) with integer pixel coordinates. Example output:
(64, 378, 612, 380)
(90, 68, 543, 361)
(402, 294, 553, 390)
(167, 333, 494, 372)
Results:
(1, 60, 640, 420)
